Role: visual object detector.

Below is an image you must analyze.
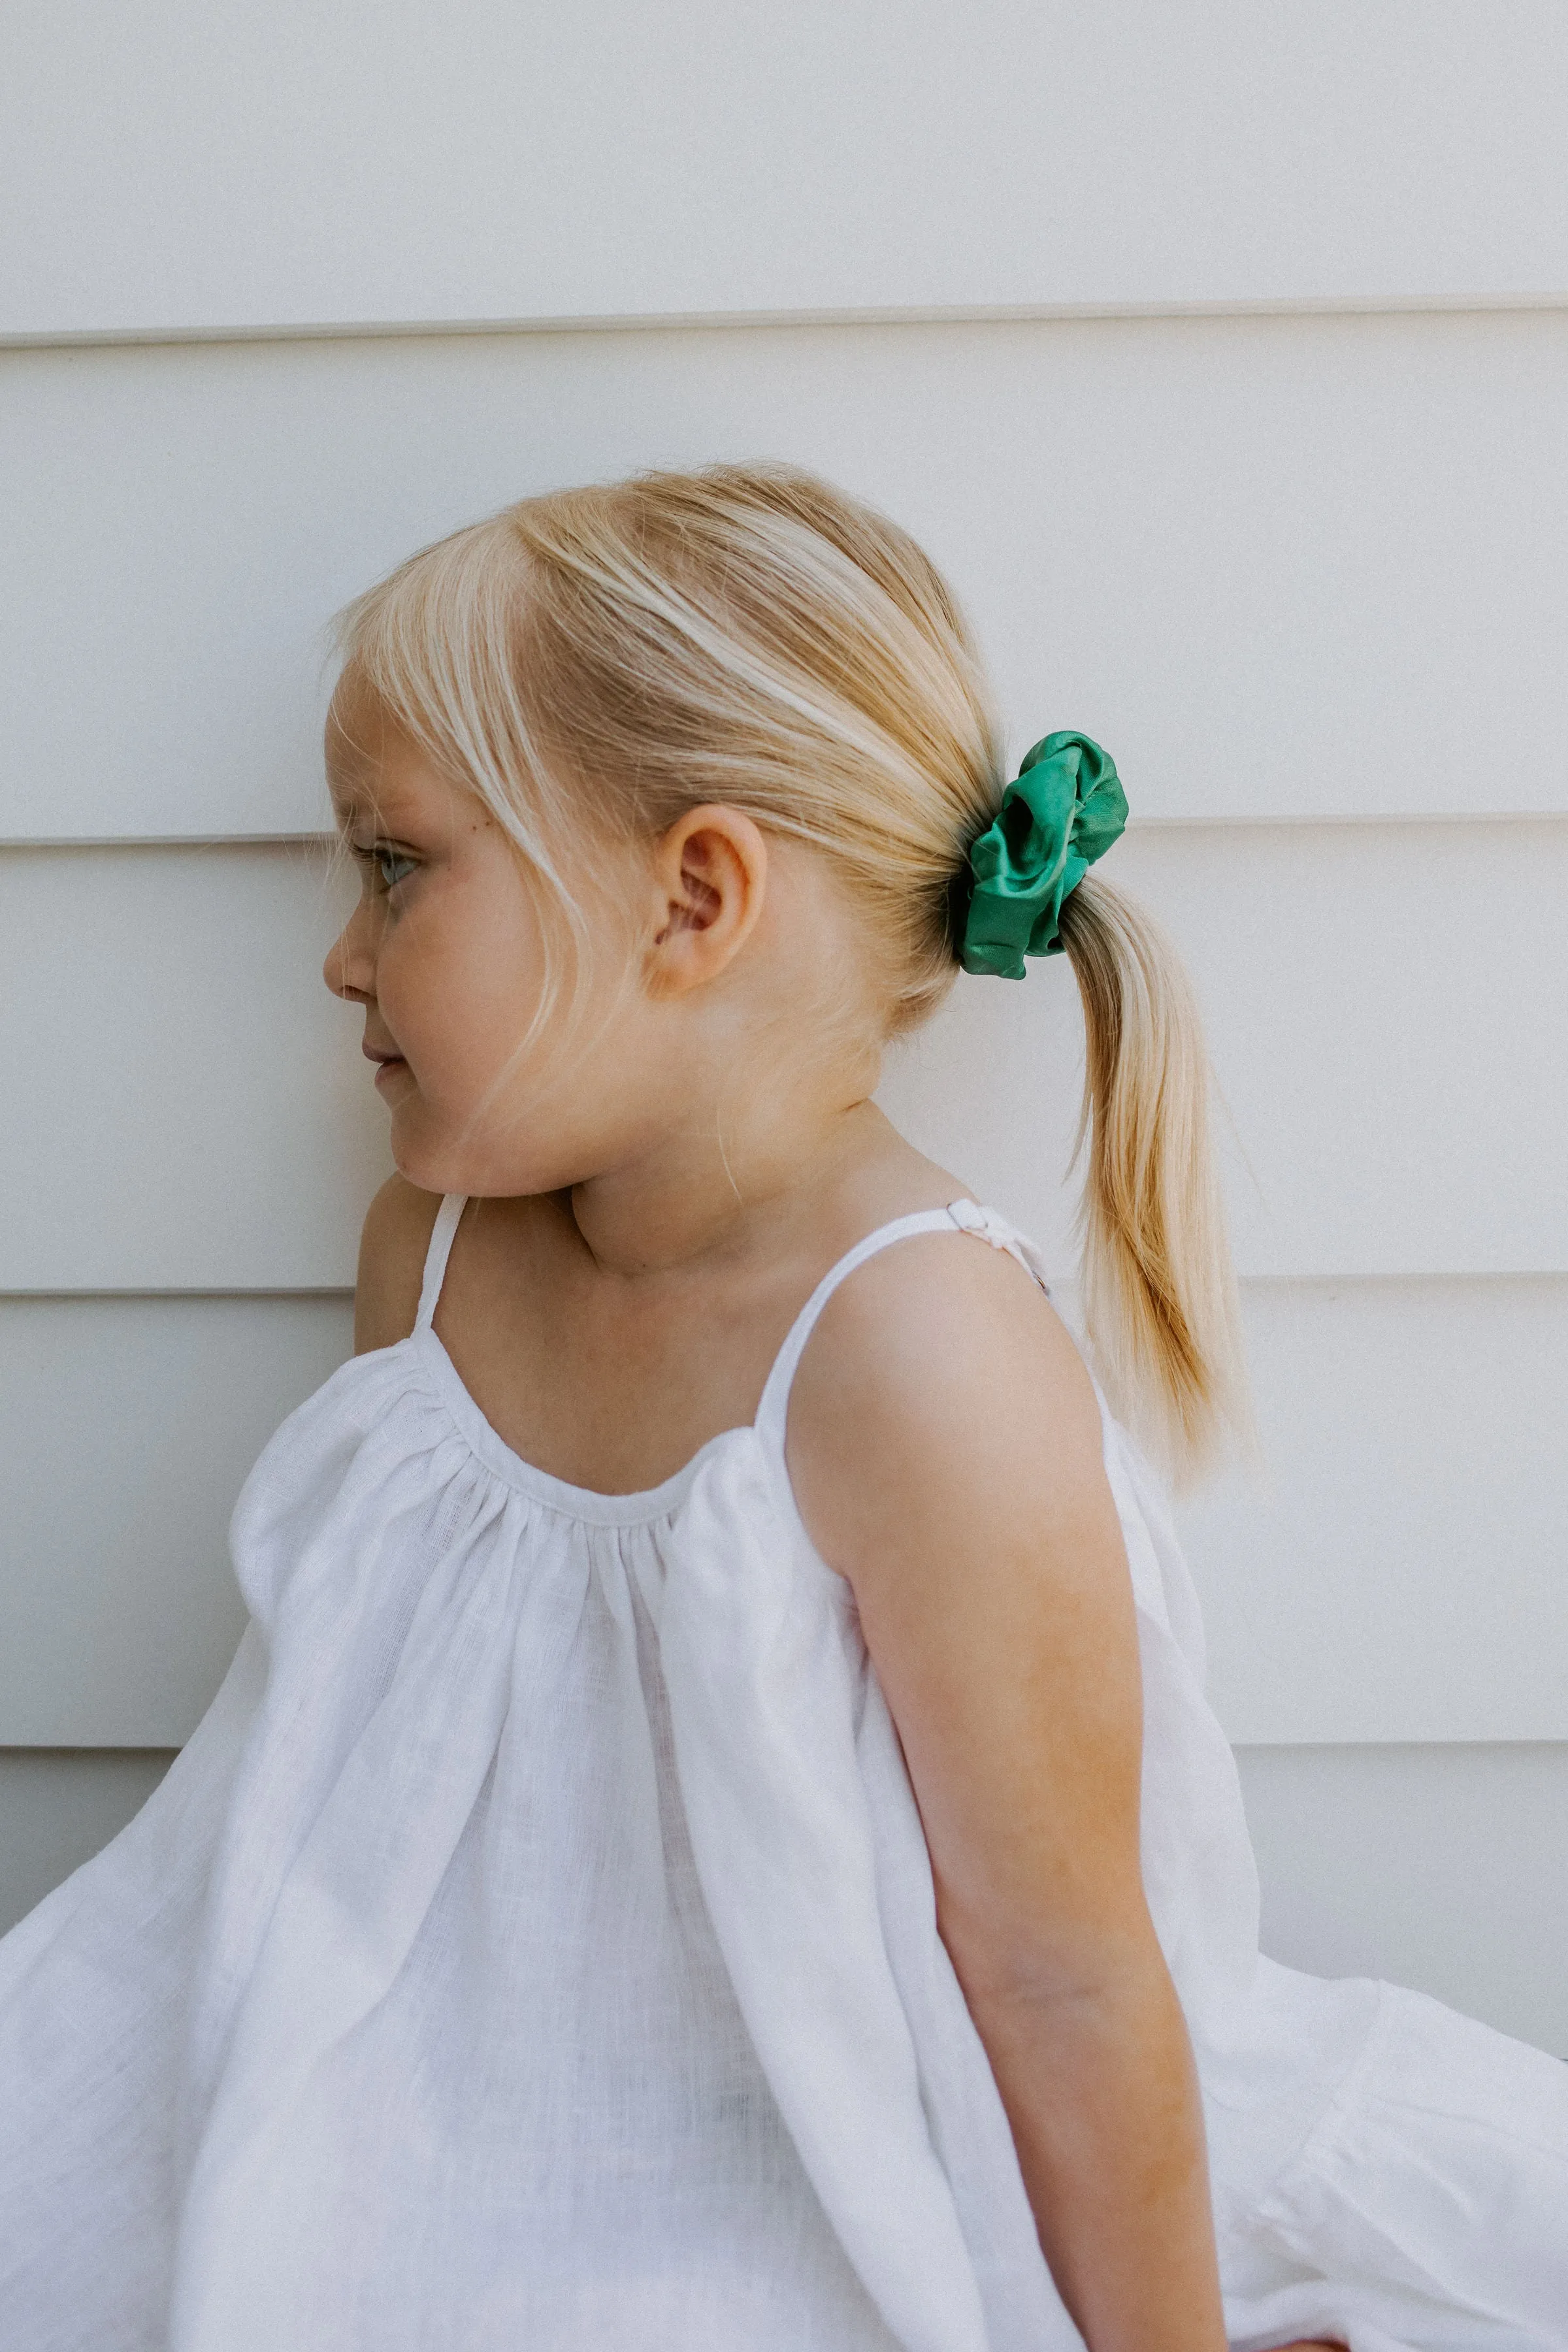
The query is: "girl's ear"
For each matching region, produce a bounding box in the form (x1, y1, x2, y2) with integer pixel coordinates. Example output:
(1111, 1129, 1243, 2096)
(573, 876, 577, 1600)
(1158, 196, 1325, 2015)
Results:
(645, 805, 770, 996)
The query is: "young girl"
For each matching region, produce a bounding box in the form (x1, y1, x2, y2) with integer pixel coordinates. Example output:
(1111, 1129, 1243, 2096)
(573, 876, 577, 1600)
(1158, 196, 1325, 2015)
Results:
(1, 465, 1563, 2352)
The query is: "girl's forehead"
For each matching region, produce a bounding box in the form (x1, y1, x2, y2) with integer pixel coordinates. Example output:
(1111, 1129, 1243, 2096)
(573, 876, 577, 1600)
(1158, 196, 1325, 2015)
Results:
(330, 760, 460, 841)
(325, 687, 450, 828)
(325, 678, 389, 799)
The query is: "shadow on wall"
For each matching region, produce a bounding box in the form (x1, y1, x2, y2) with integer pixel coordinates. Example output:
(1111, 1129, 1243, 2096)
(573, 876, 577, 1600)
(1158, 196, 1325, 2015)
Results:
(0, 1750, 175, 1933)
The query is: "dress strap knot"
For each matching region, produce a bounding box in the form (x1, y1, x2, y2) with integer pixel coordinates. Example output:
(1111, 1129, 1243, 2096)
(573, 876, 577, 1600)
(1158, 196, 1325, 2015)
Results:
(943, 1198, 1054, 1295)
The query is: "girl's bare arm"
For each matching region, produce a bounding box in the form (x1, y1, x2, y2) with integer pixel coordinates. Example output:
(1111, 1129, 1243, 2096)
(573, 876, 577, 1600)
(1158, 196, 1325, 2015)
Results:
(789, 1233, 1228, 2352)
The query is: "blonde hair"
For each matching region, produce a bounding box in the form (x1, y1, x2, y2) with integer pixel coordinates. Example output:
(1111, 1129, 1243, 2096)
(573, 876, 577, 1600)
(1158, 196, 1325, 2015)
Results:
(335, 461, 1247, 1481)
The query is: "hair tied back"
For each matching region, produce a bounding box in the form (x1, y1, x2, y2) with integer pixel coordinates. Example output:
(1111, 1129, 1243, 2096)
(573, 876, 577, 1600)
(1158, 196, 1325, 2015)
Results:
(952, 730, 1127, 978)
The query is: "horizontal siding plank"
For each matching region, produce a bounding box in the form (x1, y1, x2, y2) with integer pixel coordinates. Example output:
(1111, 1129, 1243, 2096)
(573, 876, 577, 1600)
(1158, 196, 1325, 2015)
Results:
(0, 1296, 352, 1744)
(1235, 1743, 1568, 2062)
(0, 847, 389, 1290)
(5, 4, 1568, 337)
(2, 1278, 1562, 1746)
(886, 821, 1568, 1281)
(5, 311, 1568, 839)
(1181, 1279, 1568, 1744)
(4, 825, 1563, 1288)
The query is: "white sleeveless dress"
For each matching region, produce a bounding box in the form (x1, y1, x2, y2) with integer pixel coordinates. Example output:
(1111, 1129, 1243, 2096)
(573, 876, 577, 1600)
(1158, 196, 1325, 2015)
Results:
(1, 1196, 1565, 2352)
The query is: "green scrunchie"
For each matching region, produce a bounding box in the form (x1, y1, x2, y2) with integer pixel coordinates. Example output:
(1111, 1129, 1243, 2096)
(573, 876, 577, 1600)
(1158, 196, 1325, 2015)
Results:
(952, 730, 1127, 979)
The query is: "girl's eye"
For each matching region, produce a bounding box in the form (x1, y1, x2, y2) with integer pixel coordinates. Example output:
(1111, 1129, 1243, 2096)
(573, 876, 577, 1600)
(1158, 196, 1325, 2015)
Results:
(353, 843, 419, 894)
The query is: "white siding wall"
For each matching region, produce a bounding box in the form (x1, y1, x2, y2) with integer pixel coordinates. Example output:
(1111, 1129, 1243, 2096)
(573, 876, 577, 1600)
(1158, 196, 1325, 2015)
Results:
(3, 5, 1565, 2052)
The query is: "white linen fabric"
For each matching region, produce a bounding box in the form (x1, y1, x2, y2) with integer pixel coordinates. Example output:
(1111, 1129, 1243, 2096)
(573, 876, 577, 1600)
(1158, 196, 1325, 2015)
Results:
(1, 1196, 1565, 2352)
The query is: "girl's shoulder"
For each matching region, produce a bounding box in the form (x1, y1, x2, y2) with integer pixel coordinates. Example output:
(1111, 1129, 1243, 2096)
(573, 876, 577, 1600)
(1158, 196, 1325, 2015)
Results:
(352, 1173, 444, 1354)
(782, 1211, 1113, 1591)
(792, 1198, 1092, 1418)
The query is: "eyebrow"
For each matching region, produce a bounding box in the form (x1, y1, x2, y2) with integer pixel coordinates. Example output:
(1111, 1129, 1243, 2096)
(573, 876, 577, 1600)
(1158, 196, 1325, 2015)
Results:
(329, 785, 384, 830)
(325, 766, 414, 830)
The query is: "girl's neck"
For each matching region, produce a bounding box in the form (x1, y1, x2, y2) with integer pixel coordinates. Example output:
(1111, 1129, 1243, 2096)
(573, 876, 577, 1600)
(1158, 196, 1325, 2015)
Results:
(564, 1092, 902, 1282)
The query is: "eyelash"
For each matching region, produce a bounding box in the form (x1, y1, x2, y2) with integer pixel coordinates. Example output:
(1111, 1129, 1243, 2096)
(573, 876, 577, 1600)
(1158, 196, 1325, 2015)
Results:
(351, 843, 419, 894)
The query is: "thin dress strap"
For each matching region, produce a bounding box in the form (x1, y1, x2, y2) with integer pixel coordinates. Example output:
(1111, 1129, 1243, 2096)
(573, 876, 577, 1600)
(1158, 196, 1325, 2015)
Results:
(752, 1196, 1052, 1462)
(414, 1194, 468, 1331)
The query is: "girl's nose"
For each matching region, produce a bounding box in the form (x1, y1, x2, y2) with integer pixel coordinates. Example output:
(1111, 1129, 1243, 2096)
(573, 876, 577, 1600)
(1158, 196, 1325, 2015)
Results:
(324, 902, 376, 1003)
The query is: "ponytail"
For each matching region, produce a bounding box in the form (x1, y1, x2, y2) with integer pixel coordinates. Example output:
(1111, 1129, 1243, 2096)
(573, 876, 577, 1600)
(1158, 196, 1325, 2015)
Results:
(1058, 872, 1250, 1487)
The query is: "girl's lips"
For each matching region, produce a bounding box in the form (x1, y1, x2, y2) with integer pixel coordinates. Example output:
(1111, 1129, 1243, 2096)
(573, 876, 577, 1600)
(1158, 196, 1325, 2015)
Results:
(372, 1056, 408, 1085)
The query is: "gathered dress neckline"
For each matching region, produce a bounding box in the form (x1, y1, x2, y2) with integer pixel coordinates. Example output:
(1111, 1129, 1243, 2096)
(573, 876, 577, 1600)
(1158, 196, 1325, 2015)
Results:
(409, 1190, 1016, 1528)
